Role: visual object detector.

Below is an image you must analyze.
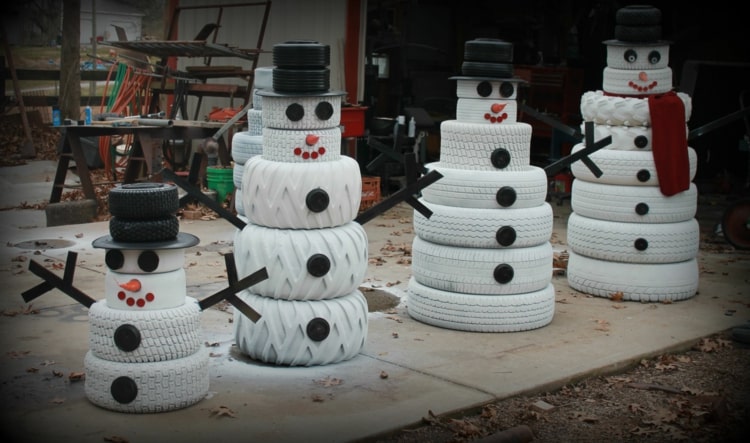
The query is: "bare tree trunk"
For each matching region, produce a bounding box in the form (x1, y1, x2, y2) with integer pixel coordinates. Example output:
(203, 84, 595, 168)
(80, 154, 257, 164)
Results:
(60, 0, 81, 121)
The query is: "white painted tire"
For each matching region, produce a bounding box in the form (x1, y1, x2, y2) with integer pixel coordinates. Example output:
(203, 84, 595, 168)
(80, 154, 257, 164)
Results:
(456, 98, 518, 124)
(570, 144, 697, 186)
(580, 90, 692, 126)
(261, 94, 342, 130)
(246, 108, 263, 135)
(413, 199, 553, 248)
(233, 290, 367, 366)
(567, 212, 699, 263)
(105, 268, 186, 311)
(233, 162, 244, 188)
(234, 187, 245, 216)
(571, 180, 697, 223)
(233, 222, 368, 300)
(262, 127, 342, 163)
(602, 67, 673, 95)
(84, 348, 209, 413)
(605, 44, 670, 70)
(88, 298, 202, 363)
(566, 250, 699, 302)
(412, 237, 552, 295)
(421, 163, 548, 209)
(406, 279, 555, 332)
(231, 132, 263, 165)
(438, 121, 531, 171)
(241, 156, 361, 229)
(583, 123, 689, 151)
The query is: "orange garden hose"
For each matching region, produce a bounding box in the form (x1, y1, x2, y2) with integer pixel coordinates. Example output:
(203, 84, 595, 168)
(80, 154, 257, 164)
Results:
(97, 62, 154, 178)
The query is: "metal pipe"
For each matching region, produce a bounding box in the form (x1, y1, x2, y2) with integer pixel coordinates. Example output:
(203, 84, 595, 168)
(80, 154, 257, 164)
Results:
(137, 118, 173, 127)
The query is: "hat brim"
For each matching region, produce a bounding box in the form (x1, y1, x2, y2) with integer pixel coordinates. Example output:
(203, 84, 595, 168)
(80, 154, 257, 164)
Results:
(92, 232, 200, 250)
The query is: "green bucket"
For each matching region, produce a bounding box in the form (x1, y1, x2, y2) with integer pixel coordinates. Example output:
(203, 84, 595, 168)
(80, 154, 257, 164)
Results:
(206, 166, 235, 202)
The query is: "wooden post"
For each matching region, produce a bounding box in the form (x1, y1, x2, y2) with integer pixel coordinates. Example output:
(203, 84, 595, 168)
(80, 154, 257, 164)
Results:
(0, 21, 35, 158)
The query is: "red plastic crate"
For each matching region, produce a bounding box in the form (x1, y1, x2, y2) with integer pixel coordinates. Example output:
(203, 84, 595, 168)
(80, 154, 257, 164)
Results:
(360, 176, 381, 211)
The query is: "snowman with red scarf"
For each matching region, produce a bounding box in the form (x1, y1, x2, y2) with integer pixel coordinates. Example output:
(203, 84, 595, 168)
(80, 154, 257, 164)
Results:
(566, 5, 700, 302)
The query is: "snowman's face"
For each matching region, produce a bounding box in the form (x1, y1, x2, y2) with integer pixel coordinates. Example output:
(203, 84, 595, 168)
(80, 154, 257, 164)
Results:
(621, 46, 665, 93)
(105, 248, 184, 308)
(292, 133, 328, 160)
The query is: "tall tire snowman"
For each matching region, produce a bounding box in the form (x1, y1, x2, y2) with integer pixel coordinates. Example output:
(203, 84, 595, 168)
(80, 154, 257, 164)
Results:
(233, 41, 369, 366)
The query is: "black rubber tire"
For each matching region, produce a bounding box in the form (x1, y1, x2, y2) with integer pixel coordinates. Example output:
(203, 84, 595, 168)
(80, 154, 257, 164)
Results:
(614, 24, 662, 42)
(108, 183, 179, 219)
(463, 38, 513, 63)
(109, 215, 179, 243)
(273, 40, 330, 67)
(273, 68, 330, 93)
(616, 5, 662, 25)
(461, 61, 513, 78)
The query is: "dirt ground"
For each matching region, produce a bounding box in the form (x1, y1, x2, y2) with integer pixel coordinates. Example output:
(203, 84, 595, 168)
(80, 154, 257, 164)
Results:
(365, 329, 750, 443)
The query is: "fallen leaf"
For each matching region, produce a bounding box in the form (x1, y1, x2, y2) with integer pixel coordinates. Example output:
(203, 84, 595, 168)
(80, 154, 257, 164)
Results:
(209, 405, 236, 418)
(69, 372, 85, 382)
(594, 319, 610, 332)
(380, 370, 389, 379)
(610, 291, 624, 301)
(314, 376, 343, 387)
(103, 436, 130, 443)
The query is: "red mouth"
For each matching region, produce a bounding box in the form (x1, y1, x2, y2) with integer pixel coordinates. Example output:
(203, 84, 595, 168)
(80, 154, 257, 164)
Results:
(293, 134, 327, 159)
(116, 278, 154, 308)
(628, 71, 658, 92)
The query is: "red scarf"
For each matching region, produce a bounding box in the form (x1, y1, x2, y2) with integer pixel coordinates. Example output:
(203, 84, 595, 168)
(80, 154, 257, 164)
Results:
(647, 91, 690, 196)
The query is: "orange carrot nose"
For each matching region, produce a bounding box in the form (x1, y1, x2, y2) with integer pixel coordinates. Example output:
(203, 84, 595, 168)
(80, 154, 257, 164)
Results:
(491, 103, 506, 113)
(639, 71, 648, 81)
(305, 134, 320, 146)
(119, 279, 142, 292)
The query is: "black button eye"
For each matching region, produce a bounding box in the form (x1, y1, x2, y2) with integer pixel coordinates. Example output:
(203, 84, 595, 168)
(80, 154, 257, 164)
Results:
(286, 103, 304, 121)
(315, 101, 334, 120)
(138, 250, 159, 273)
(499, 82, 514, 98)
(106, 249, 125, 270)
(476, 81, 492, 97)
(624, 49, 637, 63)
(648, 50, 661, 64)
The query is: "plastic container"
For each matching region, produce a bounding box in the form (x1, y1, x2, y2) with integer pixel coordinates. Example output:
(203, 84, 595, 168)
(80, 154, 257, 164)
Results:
(206, 166, 235, 202)
(52, 107, 61, 126)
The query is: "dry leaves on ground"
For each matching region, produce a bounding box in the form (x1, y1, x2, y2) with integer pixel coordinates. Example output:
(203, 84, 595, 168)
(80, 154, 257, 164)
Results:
(372, 332, 750, 443)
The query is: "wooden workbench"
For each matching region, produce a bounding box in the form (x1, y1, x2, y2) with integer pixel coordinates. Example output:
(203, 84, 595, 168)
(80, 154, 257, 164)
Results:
(51, 120, 238, 209)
